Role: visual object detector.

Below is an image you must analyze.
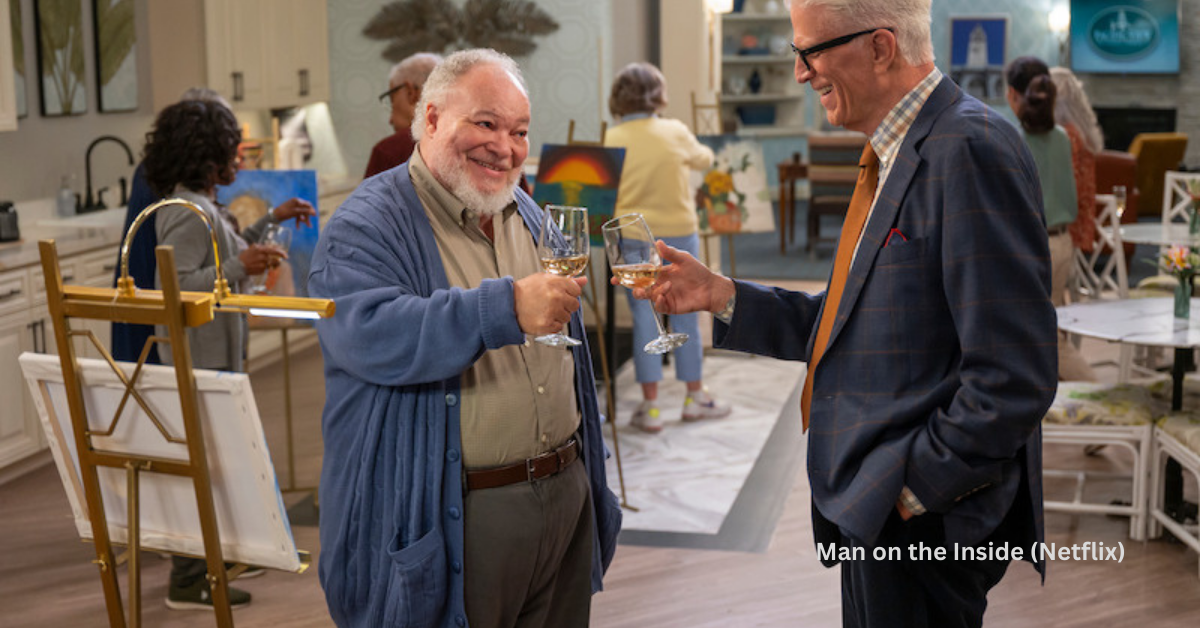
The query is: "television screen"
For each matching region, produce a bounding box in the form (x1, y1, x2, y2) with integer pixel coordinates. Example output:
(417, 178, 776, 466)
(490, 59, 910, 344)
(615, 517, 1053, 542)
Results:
(1070, 0, 1180, 74)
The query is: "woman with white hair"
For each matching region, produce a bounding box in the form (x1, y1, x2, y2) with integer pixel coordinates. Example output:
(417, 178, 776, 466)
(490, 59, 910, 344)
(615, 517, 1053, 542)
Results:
(1051, 66, 1105, 259)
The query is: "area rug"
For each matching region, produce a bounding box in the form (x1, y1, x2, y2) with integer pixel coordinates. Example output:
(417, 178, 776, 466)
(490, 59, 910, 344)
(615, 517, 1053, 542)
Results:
(601, 351, 807, 552)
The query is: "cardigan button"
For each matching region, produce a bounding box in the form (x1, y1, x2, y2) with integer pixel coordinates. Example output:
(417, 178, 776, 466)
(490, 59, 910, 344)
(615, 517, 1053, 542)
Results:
(452, 560, 462, 573)
(445, 393, 458, 406)
(456, 615, 467, 627)
(448, 506, 461, 520)
(446, 449, 460, 463)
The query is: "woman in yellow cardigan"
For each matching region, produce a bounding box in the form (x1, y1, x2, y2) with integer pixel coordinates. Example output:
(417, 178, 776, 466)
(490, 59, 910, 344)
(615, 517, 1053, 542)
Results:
(604, 62, 731, 432)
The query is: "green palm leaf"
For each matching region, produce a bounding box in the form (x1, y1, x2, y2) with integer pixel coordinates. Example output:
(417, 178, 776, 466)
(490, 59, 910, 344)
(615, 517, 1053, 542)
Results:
(96, 0, 135, 88)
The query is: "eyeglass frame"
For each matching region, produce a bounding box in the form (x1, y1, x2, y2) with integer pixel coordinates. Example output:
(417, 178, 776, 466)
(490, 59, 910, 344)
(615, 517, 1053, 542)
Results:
(789, 27, 895, 72)
(378, 82, 415, 104)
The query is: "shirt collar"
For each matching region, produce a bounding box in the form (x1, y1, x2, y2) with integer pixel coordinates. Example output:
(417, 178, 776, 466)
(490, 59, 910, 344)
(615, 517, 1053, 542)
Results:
(869, 68, 943, 170)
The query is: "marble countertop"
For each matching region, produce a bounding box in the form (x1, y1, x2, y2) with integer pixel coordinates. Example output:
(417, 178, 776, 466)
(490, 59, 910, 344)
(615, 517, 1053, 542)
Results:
(0, 203, 126, 272)
(1057, 298, 1200, 348)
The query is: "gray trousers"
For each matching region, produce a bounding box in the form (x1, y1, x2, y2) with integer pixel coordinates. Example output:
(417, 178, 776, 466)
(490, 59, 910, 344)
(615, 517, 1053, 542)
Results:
(463, 456, 594, 628)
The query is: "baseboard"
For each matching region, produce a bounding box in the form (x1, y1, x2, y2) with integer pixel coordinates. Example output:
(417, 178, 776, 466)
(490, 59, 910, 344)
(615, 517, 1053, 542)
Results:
(0, 450, 53, 487)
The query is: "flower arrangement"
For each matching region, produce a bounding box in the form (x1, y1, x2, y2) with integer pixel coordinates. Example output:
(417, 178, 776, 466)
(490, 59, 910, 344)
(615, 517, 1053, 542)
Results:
(696, 152, 752, 234)
(1157, 245, 1199, 319)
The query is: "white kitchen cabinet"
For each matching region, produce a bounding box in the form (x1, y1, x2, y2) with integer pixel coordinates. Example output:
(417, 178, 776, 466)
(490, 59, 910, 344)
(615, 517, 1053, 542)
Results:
(264, 0, 331, 107)
(0, 271, 40, 472)
(0, 0, 18, 132)
(205, 0, 269, 109)
(148, 0, 331, 112)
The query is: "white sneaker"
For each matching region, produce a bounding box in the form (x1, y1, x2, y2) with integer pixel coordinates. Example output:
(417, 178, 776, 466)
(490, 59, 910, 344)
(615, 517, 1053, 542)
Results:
(682, 390, 731, 422)
(631, 400, 664, 433)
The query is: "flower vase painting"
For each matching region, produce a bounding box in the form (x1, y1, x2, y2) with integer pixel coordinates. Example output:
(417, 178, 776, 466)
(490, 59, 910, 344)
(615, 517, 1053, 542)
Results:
(1157, 245, 1197, 320)
(692, 138, 774, 235)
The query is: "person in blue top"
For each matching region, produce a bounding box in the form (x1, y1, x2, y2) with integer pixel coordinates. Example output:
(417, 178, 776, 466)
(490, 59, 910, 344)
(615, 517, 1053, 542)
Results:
(309, 48, 621, 628)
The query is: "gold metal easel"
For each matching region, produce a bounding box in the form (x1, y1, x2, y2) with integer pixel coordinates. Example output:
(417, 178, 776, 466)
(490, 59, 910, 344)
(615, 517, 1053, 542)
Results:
(564, 121, 636, 511)
(38, 198, 333, 627)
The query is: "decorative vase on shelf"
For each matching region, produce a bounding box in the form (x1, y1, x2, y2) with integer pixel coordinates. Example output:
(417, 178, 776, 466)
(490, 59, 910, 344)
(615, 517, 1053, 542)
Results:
(748, 69, 763, 94)
(1174, 275, 1193, 320)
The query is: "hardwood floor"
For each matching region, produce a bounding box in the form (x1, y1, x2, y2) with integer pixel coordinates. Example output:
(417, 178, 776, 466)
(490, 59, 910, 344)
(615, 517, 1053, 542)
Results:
(3, 333, 1199, 627)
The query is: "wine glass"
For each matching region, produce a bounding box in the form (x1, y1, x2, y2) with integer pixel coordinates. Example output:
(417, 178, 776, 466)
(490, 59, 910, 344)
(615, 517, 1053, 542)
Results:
(535, 205, 589, 347)
(602, 214, 689, 354)
(250, 223, 292, 294)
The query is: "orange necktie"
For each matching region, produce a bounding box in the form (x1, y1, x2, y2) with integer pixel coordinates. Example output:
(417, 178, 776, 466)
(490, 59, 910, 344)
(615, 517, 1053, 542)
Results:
(800, 144, 879, 431)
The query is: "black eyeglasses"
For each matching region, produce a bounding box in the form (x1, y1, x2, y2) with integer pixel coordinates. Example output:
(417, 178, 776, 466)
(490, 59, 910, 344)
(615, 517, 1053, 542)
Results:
(790, 27, 894, 72)
(378, 82, 413, 104)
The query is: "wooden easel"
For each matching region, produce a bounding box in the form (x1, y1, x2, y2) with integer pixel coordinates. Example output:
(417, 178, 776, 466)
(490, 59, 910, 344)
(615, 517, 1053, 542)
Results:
(38, 239, 245, 627)
(565, 120, 636, 511)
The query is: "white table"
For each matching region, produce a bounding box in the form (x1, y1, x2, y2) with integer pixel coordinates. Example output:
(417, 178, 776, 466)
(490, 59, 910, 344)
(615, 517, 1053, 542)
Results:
(1057, 297, 1200, 410)
(1120, 223, 1200, 248)
(1057, 297, 1198, 522)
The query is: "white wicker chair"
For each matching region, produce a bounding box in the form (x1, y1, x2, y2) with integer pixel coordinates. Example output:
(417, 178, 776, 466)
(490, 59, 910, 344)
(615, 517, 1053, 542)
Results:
(1149, 409, 1200, 577)
(1048, 194, 1164, 541)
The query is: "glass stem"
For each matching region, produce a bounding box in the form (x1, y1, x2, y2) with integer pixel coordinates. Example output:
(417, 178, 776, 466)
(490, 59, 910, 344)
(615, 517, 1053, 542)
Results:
(649, 301, 670, 336)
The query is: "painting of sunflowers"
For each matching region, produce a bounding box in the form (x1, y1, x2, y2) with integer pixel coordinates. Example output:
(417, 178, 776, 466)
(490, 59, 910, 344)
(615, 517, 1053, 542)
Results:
(693, 139, 774, 235)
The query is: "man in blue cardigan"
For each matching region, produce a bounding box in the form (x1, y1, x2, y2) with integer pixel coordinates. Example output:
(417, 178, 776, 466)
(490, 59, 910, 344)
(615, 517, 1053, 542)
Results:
(310, 49, 621, 628)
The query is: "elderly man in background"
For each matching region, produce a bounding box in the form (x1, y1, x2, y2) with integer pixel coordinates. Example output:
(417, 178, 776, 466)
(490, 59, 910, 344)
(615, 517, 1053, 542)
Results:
(363, 51, 443, 178)
(311, 48, 620, 628)
(640, 1, 1056, 626)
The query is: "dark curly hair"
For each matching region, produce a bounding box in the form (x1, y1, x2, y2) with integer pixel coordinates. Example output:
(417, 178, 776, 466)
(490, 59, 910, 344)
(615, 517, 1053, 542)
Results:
(609, 62, 667, 118)
(142, 99, 241, 197)
(1005, 56, 1056, 135)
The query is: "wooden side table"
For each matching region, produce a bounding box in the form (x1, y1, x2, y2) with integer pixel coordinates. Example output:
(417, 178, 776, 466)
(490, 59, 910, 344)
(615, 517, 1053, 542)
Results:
(777, 153, 808, 254)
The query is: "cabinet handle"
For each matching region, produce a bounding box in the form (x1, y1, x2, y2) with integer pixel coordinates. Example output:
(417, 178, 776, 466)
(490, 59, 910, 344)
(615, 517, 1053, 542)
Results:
(232, 71, 244, 102)
(299, 69, 310, 97)
(0, 287, 22, 301)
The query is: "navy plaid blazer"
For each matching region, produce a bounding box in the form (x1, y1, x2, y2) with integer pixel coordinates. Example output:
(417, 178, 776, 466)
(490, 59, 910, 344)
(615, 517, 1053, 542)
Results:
(717, 78, 1056, 572)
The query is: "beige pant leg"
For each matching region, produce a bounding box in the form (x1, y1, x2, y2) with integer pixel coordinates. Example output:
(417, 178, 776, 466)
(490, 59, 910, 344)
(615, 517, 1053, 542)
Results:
(1050, 231, 1097, 381)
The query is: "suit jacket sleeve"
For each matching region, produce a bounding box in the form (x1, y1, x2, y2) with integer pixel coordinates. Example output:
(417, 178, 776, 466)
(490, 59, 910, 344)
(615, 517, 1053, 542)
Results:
(714, 279, 823, 361)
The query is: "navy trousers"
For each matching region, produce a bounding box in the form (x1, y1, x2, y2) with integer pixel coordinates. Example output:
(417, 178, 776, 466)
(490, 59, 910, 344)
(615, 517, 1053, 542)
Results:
(839, 511, 1010, 628)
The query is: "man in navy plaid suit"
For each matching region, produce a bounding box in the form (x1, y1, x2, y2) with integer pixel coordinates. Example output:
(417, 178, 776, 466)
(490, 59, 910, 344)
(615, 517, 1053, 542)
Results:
(643, 1, 1056, 625)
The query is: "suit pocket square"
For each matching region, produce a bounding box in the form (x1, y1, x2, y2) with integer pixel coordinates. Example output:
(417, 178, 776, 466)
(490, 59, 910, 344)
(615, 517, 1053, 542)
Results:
(876, 237, 925, 266)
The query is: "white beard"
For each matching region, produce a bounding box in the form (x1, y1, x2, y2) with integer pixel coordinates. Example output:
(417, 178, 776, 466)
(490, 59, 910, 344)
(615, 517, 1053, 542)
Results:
(438, 154, 518, 216)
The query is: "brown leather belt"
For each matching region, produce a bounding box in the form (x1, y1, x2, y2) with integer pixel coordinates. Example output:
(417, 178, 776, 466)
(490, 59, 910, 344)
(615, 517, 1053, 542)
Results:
(465, 439, 579, 491)
(1047, 224, 1069, 236)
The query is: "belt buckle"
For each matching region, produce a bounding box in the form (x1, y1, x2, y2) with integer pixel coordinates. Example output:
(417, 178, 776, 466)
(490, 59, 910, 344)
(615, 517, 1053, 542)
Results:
(526, 456, 538, 482)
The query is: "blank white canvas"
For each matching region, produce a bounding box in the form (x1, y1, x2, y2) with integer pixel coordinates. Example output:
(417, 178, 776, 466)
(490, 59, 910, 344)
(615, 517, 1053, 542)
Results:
(19, 353, 303, 572)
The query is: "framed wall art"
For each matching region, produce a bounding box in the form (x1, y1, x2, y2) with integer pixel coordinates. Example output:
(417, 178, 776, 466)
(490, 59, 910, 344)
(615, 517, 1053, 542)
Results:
(10, 0, 27, 117)
(33, 0, 87, 116)
(92, 0, 136, 112)
(948, 15, 1008, 102)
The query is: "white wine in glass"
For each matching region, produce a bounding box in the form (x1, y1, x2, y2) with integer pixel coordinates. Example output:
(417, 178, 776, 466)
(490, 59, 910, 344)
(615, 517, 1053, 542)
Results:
(250, 223, 292, 294)
(535, 205, 589, 347)
(602, 214, 689, 355)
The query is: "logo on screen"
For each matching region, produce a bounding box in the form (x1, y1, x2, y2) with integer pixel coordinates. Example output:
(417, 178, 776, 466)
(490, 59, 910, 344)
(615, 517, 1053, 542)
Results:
(1087, 6, 1160, 59)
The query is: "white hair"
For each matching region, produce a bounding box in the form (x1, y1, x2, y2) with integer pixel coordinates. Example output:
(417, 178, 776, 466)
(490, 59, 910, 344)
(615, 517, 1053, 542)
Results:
(1050, 67, 1104, 154)
(387, 52, 443, 89)
(410, 49, 528, 141)
(789, 0, 935, 66)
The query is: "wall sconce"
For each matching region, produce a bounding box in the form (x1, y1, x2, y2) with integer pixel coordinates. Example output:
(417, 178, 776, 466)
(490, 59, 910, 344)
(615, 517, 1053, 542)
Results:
(1048, 5, 1071, 66)
(117, 198, 335, 320)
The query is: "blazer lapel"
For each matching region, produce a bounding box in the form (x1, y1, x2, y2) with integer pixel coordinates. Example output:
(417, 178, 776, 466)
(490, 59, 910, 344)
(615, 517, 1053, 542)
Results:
(823, 77, 963, 351)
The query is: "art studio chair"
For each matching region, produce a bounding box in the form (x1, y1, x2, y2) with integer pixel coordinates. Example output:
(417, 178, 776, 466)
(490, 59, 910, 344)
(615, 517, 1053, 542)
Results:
(805, 133, 867, 256)
(1129, 132, 1188, 225)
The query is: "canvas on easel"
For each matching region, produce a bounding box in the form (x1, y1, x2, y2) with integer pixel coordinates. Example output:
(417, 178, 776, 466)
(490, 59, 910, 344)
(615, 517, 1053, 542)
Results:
(531, 143, 625, 247)
(20, 352, 305, 572)
(693, 136, 775, 235)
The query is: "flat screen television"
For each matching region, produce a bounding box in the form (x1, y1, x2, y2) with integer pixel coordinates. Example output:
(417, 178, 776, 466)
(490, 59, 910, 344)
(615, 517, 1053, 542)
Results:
(1069, 0, 1180, 74)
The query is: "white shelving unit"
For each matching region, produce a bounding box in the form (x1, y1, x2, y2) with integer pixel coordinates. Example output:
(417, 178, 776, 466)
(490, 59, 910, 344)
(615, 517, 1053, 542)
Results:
(720, 4, 804, 137)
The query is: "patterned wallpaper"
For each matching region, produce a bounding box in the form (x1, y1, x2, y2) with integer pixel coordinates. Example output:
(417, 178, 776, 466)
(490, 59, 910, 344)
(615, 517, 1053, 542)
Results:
(326, 0, 612, 177)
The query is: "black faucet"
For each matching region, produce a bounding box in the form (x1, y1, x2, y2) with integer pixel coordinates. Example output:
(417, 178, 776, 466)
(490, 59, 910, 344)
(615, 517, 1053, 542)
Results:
(83, 135, 135, 213)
